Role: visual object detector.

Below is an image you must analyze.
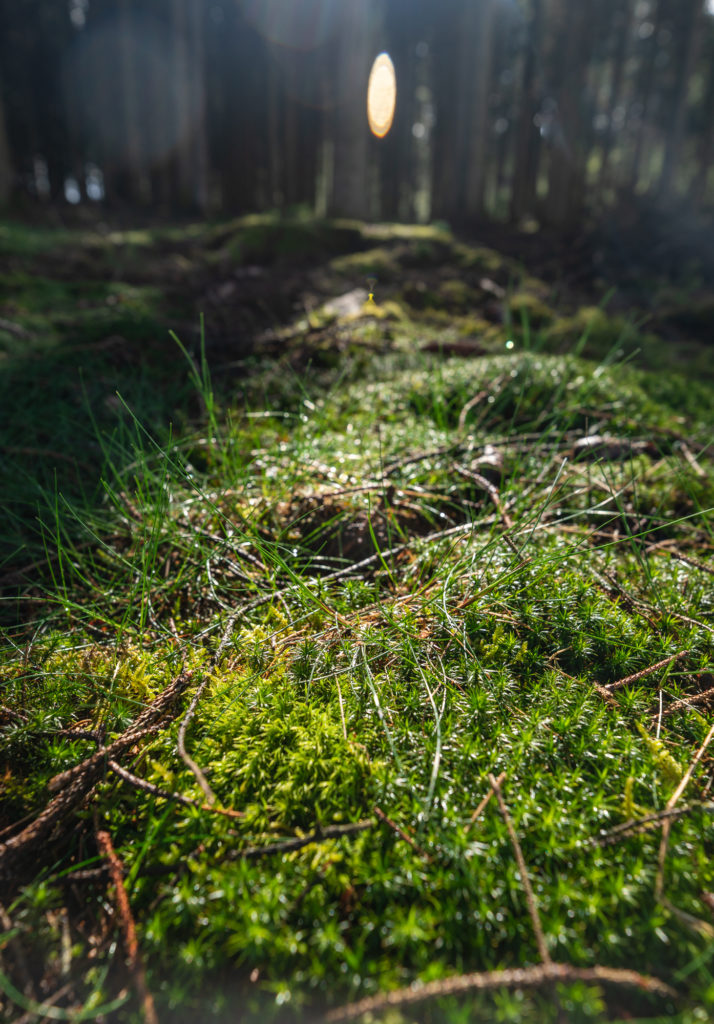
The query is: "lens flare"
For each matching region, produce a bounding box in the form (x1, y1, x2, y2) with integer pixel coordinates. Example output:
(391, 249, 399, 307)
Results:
(367, 53, 396, 138)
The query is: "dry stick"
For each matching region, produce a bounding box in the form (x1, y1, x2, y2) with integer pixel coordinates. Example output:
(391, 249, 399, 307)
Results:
(596, 802, 714, 845)
(605, 650, 690, 692)
(655, 718, 714, 906)
(372, 805, 430, 861)
(95, 828, 159, 1024)
(488, 773, 551, 966)
(108, 761, 243, 820)
(464, 772, 506, 835)
(648, 546, 714, 577)
(229, 820, 374, 860)
(453, 465, 521, 556)
(657, 684, 714, 720)
(323, 963, 675, 1023)
(176, 676, 217, 805)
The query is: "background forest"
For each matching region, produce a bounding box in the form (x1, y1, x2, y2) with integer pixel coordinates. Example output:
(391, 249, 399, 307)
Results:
(1, 0, 714, 236)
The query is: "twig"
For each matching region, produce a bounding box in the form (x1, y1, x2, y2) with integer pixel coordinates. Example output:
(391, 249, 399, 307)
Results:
(606, 650, 690, 692)
(323, 962, 675, 1022)
(372, 805, 430, 860)
(176, 676, 217, 805)
(648, 546, 714, 577)
(488, 773, 551, 965)
(657, 684, 714, 720)
(454, 465, 521, 556)
(464, 772, 505, 835)
(655, 718, 714, 903)
(12, 982, 74, 1024)
(108, 761, 243, 819)
(229, 820, 374, 860)
(596, 802, 714, 844)
(95, 826, 159, 1024)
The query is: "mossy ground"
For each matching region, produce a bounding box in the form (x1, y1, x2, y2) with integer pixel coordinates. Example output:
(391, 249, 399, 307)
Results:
(0, 215, 713, 1024)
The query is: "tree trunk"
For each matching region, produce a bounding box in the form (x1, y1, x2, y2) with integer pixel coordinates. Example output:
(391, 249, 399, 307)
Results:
(328, 0, 374, 219)
(118, 0, 144, 203)
(0, 86, 13, 207)
(543, 0, 593, 229)
(511, 0, 544, 223)
(598, 0, 634, 195)
(659, 0, 702, 199)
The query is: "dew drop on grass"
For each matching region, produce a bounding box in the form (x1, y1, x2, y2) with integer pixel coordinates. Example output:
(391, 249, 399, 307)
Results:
(505, 339, 515, 350)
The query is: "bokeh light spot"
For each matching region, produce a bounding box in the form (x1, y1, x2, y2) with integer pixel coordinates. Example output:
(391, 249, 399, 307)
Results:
(367, 53, 396, 138)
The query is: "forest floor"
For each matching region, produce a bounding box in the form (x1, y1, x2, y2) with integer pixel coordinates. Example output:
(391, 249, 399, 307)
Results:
(0, 212, 713, 1024)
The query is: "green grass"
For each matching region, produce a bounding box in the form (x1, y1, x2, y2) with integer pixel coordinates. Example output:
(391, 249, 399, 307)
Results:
(1, 219, 713, 1024)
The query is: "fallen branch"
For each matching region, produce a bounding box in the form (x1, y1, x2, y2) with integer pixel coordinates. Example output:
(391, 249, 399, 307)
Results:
(176, 676, 217, 805)
(606, 650, 690, 692)
(0, 671, 192, 876)
(323, 962, 676, 1022)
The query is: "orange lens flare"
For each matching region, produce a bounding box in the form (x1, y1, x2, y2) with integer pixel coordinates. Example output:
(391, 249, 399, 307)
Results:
(367, 53, 396, 138)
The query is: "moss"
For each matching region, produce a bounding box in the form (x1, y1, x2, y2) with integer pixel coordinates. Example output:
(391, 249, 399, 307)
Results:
(228, 217, 365, 266)
(507, 291, 556, 328)
(543, 306, 630, 357)
(329, 245, 400, 282)
(453, 242, 511, 276)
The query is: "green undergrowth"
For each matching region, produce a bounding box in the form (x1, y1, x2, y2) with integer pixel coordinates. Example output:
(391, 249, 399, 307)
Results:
(1, 219, 714, 1023)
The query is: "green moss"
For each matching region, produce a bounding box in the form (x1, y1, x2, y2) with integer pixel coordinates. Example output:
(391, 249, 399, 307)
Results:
(329, 245, 400, 282)
(543, 306, 631, 357)
(508, 290, 556, 328)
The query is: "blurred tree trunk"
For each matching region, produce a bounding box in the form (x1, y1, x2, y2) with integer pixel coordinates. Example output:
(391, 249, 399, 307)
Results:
(187, 0, 209, 212)
(627, 0, 662, 192)
(511, 0, 543, 222)
(463, 0, 497, 219)
(690, 44, 714, 206)
(0, 87, 13, 206)
(598, 0, 633, 195)
(543, 0, 593, 229)
(118, 0, 144, 203)
(431, 0, 496, 221)
(659, 0, 702, 199)
(171, 0, 207, 212)
(328, 0, 374, 219)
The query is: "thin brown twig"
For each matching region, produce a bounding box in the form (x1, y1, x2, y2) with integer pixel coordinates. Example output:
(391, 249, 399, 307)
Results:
(372, 805, 430, 860)
(108, 761, 244, 819)
(322, 962, 676, 1022)
(95, 826, 159, 1024)
(454, 464, 521, 556)
(606, 650, 690, 692)
(228, 820, 374, 860)
(656, 684, 714, 720)
(176, 676, 217, 805)
(488, 773, 551, 966)
(464, 772, 505, 835)
(595, 802, 714, 844)
(655, 718, 714, 903)
(12, 982, 75, 1024)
